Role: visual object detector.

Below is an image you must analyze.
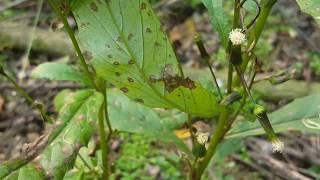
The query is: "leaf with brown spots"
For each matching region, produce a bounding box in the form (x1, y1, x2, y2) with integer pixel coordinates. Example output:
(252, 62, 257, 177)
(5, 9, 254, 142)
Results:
(73, 0, 221, 117)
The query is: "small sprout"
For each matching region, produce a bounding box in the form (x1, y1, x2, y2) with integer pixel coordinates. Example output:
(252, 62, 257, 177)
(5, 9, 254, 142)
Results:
(229, 28, 246, 45)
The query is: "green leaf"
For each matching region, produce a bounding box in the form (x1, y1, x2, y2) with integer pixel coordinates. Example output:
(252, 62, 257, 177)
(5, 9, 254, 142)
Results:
(296, 0, 320, 24)
(4, 164, 45, 180)
(202, 0, 232, 49)
(72, 0, 220, 117)
(31, 62, 90, 85)
(227, 94, 320, 138)
(53, 89, 72, 112)
(107, 89, 191, 155)
(40, 90, 103, 179)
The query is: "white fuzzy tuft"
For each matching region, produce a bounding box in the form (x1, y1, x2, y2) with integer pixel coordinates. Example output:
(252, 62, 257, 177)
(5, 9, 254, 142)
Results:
(229, 28, 246, 45)
(271, 139, 284, 153)
(196, 132, 209, 145)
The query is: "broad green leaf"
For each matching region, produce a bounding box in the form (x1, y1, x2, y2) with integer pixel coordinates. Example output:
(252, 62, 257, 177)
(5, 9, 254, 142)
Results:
(4, 164, 45, 180)
(40, 90, 103, 180)
(72, 0, 220, 117)
(31, 62, 90, 85)
(227, 94, 320, 138)
(296, 0, 320, 24)
(202, 0, 232, 49)
(107, 89, 191, 155)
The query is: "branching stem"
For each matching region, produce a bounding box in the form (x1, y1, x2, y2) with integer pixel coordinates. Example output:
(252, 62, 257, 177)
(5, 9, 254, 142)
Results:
(47, 0, 96, 89)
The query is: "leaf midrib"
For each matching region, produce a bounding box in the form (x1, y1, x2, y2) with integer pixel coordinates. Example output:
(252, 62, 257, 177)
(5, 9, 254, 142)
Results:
(104, 0, 184, 110)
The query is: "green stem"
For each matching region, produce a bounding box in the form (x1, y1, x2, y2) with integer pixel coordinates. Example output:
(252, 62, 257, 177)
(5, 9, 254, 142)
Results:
(47, 0, 96, 88)
(103, 88, 113, 137)
(2, 72, 53, 123)
(98, 102, 109, 179)
(195, 107, 229, 179)
(233, 0, 277, 86)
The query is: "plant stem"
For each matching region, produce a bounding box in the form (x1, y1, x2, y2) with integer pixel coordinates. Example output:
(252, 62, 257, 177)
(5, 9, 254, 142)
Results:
(47, 0, 96, 88)
(195, 34, 222, 100)
(1, 72, 53, 123)
(98, 102, 109, 179)
(103, 88, 113, 138)
(233, 0, 277, 86)
(195, 107, 229, 179)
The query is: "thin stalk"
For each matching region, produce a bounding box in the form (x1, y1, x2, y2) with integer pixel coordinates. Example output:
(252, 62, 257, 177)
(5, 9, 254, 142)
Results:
(98, 103, 109, 179)
(20, 0, 44, 81)
(234, 66, 255, 104)
(1, 72, 53, 123)
(47, 0, 96, 88)
(195, 35, 222, 100)
(103, 88, 113, 140)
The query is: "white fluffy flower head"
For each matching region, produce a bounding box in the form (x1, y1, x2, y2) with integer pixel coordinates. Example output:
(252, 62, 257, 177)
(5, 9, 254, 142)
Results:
(229, 28, 246, 45)
(196, 132, 209, 145)
(271, 139, 284, 153)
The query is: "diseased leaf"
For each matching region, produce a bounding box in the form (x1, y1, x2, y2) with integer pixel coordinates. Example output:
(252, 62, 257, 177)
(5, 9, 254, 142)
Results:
(227, 94, 320, 138)
(202, 0, 232, 49)
(31, 62, 90, 85)
(296, 0, 320, 24)
(72, 0, 220, 117)
(40, 90, 103, 179)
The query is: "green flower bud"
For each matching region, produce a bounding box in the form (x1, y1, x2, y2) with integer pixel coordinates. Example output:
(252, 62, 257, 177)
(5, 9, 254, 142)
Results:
(192, 142, 207, 158)
(254, 104, 284, 152)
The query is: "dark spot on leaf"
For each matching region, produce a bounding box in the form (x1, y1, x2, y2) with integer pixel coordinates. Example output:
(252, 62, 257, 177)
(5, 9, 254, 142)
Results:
(168, 54, 172, 58)
(177, 94, 181, 97)
(128, 60, 135, 64)
(90, 2, 98, 12)
(163, 36, 166, 41)
(117, 36, 123, 42)
(147, 10, 152, 16)
(128, 77, 134, 82)
(83, 51, 93, 60)
(80, 23, 86, 28)
(86, 22, 90, 25)
(146, 27, 152, 33)
(108, 54, 113, 58)
(134, 98, 144, 103)
(120, 87, 129, 93)
(106, 44, 111, 48)
(140, 2, 147, 10)
(113, 61, 120, 65)
(115, 72, 121, 76)
(155, 41, 161, 47)
(128, 33, 134, 41)
(163, 75, 196, 93)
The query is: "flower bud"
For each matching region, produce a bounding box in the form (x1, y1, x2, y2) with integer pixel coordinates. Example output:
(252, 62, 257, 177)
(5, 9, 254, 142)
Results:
(196, 132, 209, 145)
(254, 104, 284, 152)
(229, 28, 246, 46)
